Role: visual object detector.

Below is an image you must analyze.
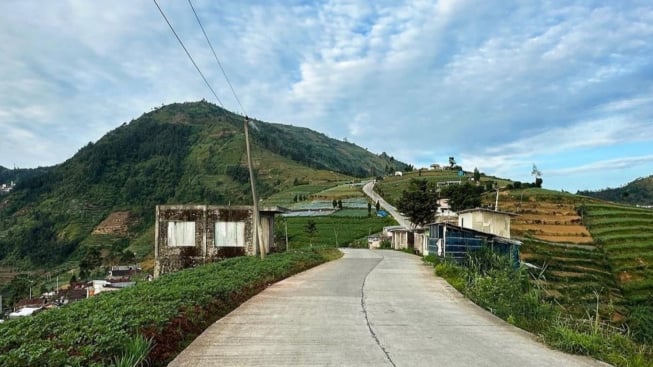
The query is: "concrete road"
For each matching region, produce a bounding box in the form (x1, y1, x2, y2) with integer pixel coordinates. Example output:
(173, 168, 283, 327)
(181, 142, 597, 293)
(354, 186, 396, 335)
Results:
(169, 249, 605, 367)
(362, 181, 413, 229)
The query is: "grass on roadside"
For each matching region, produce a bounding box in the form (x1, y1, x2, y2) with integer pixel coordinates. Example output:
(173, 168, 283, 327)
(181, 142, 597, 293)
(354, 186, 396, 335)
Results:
(428, 250, 652, 367)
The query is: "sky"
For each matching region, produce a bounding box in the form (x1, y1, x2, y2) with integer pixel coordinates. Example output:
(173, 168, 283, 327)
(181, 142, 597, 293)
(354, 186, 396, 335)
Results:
(1, 0, 652, 192)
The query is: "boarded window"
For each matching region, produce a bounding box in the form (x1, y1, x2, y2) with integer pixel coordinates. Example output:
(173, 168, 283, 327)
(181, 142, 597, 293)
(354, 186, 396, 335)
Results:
(215, 221, 245, 247)
(167, 221, 196, 247)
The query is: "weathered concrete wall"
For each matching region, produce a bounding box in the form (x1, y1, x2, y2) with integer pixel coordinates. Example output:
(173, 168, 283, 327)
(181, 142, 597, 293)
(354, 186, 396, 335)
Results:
(155, 205, 253, 277)
(154, 205, 283, 278)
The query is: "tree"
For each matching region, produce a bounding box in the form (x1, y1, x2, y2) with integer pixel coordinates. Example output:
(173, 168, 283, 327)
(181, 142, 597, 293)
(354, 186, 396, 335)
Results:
(396, 179, 439, 227)
(441, 182, 483, 212)
(304, 219, 317, 247)
(449, 156, 456, 169)
(473, 167, 481, 182)
(79, 247, 102, 280)
(531, 164, 542, 179)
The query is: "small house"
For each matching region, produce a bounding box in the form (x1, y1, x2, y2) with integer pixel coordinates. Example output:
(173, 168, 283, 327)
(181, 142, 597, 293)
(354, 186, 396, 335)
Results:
(387, 227, 428, 254)
(154, 205, 286, 277)
(457, 208, 517, 238)
(388, 227, 411, 250)
(426, 222, 521, 265)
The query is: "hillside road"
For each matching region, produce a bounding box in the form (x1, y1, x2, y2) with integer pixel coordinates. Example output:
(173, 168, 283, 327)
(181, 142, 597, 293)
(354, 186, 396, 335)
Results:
(168, 249, 605, 367)
(362, 181, 414, 228)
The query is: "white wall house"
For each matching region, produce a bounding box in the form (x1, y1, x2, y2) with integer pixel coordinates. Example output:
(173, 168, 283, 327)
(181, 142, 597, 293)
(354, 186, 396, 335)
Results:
(457, 208, 516, 239)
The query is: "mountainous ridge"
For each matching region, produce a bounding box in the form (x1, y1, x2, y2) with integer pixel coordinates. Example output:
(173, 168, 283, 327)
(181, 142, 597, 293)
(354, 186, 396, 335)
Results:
(578, 175, 653, 206)
(0, 101, 407, 268)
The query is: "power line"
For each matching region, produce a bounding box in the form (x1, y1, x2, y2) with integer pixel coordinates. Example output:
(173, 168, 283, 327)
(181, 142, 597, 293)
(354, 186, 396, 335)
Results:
(153, 0, 224, 107)
(188, 0, 246, 116)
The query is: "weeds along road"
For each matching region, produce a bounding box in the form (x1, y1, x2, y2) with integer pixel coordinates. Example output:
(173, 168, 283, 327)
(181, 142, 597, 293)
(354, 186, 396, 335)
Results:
(169, 249, 605, 367)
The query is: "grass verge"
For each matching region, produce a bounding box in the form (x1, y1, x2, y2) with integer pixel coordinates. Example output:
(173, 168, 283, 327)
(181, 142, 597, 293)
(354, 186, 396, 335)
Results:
(0, 248, 342, 367)
(428, 250, 652, 367)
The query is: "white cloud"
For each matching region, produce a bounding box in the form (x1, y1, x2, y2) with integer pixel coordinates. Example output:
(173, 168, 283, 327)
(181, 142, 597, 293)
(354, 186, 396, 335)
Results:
(0, 0, 652, 192)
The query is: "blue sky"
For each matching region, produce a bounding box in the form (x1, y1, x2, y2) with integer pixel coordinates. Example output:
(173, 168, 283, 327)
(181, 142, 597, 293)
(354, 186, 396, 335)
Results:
(1, 1, 652, 192)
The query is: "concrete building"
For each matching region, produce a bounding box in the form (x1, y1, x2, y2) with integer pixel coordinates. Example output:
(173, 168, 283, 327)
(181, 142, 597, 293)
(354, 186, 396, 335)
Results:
(457, 208, 517, 239)
(154, 205, 286, 277)
(385, 227, 428, 255)
(426, 222, 521, 265)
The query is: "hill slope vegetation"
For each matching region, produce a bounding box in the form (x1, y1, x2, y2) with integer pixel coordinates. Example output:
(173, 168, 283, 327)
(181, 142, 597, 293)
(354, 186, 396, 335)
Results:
(0, 101, 405, 273)
(578, 175, 653, 206)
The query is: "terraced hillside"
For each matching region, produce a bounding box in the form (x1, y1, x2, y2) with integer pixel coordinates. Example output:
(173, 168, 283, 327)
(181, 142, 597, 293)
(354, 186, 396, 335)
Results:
(520, 239, 624, 319)
(489, 189, 593, 244)
(481, 190, 626, 319)
(581, 203, 653, 304)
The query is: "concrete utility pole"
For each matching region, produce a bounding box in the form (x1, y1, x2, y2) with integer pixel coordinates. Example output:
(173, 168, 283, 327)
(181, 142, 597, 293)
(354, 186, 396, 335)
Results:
(244, 116, 265, 259)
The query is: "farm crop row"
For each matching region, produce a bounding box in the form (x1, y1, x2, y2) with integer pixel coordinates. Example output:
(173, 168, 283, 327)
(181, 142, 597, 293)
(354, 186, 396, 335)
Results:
(284, 215, 396, 248)
(582, 203, 653, 344)
(0, 248, 341, 366)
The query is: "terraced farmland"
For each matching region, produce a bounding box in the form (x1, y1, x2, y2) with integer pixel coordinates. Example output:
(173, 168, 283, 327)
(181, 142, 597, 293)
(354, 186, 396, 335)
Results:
(581, 203, 653, 304)
(488, 189, 593, 244)
(520, 239, 624, 319)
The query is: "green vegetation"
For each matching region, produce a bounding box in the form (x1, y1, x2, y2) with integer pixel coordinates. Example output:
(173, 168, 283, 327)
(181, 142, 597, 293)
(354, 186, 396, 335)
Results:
(112, 334, 153, 367)
(430, 250, 652, 366)
(0, 100, 407, 301)
(282, 215, 396, 249)
(578, 175, 653, 206)
(440, 182, 484, 211)
(520, 238, 622, 318)
(581, 202, 653, 343)
(396, 179, 439, 226)
(374, 169, 509, 206)
(0, 248, 342, 366)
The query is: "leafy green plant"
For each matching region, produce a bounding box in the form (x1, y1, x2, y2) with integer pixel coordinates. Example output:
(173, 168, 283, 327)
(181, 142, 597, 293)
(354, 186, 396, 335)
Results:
(0, 248, 341, 367)
(112, 334, 153, 367)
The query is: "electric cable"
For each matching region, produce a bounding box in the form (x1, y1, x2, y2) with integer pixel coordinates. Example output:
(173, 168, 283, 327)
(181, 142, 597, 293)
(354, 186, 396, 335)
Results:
(188, 0, 247, 116)
(153, 0, 224, 107)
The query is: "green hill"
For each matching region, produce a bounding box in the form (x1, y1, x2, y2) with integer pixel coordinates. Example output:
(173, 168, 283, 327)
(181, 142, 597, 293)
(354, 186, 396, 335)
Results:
(578, 175, 653, 206)
(0, 101, 405, 273)
(0, 165, 51, 189)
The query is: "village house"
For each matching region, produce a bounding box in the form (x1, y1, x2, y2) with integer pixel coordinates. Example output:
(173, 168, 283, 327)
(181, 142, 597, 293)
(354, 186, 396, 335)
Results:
(457, 208, 516, 238)
(154, 204, 285, 277)
(383, 227, 429, 255)
(425, 206, 521, 265)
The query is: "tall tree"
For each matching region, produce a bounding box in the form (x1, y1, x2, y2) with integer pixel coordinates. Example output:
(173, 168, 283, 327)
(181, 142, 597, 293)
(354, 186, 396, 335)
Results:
(441, 182, 484, 212)
(473, 167, 481, 183)
(396, 179, 439, 227)
(449, 156, 456, 169)
(304, 220, 317, 247)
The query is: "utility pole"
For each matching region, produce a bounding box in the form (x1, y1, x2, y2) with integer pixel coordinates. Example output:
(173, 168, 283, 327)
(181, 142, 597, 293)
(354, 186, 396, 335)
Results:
(285, 219, 289, 251)
(244, 116, 265, 259)
(495, 188, 500, 211)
